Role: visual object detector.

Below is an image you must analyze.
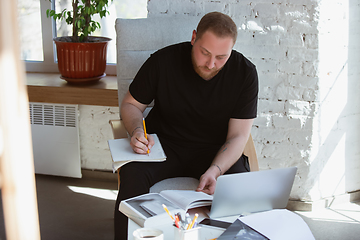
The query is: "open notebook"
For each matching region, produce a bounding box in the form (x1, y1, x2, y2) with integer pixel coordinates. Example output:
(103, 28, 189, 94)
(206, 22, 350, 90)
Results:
(108, 134, 166, 171)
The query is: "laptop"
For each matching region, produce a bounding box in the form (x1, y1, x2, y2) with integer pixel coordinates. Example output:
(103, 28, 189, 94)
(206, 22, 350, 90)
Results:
(209, 167, 297, 219)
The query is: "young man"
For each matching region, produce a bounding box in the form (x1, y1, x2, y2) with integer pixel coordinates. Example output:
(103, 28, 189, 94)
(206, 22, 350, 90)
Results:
(115, 12, 258, 239)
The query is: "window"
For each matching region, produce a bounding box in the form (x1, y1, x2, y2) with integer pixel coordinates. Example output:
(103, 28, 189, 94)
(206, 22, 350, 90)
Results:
(18, 0, 44, 61)
(18, 0, 147, 75)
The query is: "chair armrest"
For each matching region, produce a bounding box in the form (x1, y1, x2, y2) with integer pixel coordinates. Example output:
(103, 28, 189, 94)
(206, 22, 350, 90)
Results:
(244, 134, 259, 171)
(109, 119, 128, 189)
(109, 119, 128, 139)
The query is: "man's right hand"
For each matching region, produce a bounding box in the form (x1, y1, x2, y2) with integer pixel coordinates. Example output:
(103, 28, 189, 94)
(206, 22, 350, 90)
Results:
(130, 130, 155, 154)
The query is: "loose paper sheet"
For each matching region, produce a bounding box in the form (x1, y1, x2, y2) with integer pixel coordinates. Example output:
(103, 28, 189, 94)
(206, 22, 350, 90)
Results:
(240, 209, 315, 240)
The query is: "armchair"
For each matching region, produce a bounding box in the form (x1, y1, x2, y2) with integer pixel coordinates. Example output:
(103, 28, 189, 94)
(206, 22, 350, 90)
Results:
(111, 16, 259, 192)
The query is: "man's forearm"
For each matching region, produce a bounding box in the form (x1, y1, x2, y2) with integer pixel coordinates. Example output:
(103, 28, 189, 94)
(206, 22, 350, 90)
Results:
(211, 135, 249, 176)
(209, 118, 254, 176)
(120, 102, 145, 136)
(197, 119, 254, 194)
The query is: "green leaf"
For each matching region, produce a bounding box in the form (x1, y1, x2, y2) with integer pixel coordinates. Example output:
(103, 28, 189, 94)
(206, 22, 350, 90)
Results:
(61, 10, 67, 19)
(50, 10, 56, 17)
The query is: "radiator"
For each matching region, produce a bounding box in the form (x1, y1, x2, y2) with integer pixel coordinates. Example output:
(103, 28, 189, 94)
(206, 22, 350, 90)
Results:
(29, 103, 82, 178)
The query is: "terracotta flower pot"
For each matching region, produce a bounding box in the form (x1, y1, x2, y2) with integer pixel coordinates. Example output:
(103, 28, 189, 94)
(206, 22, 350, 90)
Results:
(54, 36, 111, 83)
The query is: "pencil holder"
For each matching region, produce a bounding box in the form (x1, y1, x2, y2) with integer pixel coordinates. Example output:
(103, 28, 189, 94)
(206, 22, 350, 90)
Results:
(174, 226, 200, 240)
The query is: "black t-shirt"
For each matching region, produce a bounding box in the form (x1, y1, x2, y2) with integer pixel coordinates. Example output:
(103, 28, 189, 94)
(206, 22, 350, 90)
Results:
(129, 42, 258, 147)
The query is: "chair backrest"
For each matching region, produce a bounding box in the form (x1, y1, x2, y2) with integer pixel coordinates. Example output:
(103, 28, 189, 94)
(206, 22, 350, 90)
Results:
(115, 16, 201, 110)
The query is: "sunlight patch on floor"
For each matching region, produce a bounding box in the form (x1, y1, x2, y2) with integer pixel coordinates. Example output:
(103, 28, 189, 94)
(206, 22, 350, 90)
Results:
(296, 201, 360, 224)
(68, 186, 117, 200)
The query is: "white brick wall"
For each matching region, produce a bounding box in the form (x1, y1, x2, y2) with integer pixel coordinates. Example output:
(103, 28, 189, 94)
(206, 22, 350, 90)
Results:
(79, 106, 119, 170)
(78, 0, 360, 203)
(146, 0, 360, 202)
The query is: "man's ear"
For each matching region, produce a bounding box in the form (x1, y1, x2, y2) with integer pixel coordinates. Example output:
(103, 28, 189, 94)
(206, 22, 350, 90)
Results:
(191, 30, 197, 45)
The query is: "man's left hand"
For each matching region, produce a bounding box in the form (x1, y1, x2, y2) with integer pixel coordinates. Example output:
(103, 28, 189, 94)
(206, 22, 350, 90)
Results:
(196, 168, 219, 195)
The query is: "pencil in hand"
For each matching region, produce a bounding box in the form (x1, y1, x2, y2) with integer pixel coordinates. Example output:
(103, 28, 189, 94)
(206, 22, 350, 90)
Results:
(142, 118, 150, 155)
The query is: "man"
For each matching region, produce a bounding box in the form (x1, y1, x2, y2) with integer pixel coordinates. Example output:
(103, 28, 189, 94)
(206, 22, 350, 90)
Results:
(114, 12, 258, 239)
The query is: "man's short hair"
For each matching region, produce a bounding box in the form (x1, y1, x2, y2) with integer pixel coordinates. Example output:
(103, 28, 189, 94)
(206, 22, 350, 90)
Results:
(196, 12, 238, 44)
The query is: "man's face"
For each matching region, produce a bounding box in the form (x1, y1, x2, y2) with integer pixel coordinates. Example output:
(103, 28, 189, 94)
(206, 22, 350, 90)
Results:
(191, 30, 234, 80)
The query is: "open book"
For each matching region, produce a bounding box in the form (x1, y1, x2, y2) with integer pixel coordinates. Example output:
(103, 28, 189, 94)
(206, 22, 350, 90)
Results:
(108, 134, 166, 171)
(119, 190, 213, 227)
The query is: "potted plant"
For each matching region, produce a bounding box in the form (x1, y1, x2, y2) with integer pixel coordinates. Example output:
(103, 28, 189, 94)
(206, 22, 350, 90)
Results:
(47, 0, 112, 83)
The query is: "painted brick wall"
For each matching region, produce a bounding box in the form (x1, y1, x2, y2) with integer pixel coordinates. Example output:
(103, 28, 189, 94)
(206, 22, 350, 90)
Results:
(78, 0, 360, 203)
(146, 0, 360, 201)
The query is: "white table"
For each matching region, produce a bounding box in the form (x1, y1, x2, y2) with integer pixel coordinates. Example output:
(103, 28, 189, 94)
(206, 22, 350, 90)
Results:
(129, 219, 225, 240)
(127, 209, 238, 240)
(127, 209, 315, 240)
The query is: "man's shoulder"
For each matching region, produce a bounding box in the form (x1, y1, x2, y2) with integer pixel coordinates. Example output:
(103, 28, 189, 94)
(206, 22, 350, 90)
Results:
(229, 49, 256, 70)
(153, 41, 191, 57)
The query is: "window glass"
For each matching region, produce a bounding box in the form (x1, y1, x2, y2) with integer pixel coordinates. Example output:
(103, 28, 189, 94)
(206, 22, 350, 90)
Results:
(18, 0, 44, 61)
(54, 0, 72, 37)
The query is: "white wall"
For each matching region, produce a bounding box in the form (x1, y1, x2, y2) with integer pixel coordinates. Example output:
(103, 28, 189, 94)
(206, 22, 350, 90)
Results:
(79, 0, 360, 203)
(307, 0, 360, 201)
(79, 105, 119, 171)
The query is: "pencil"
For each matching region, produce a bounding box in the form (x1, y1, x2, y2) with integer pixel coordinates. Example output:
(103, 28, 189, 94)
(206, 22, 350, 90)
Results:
(174, 215, 180, 228)
(162, 204, 174, 221)
(187, 213, 198, 230)
(142, 118, 149, 154)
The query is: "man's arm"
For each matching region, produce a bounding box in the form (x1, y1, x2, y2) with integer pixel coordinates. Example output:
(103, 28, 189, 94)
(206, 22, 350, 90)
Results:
(120, 91, 155, 154)
(196, 118, 254, 194)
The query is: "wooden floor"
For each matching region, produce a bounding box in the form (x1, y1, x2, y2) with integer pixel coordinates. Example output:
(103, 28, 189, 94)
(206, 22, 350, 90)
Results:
(0, 171, 359, 240)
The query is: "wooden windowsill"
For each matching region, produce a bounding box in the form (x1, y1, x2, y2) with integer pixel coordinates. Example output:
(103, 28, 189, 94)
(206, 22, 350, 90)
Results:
(26, 73, 119, 107)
